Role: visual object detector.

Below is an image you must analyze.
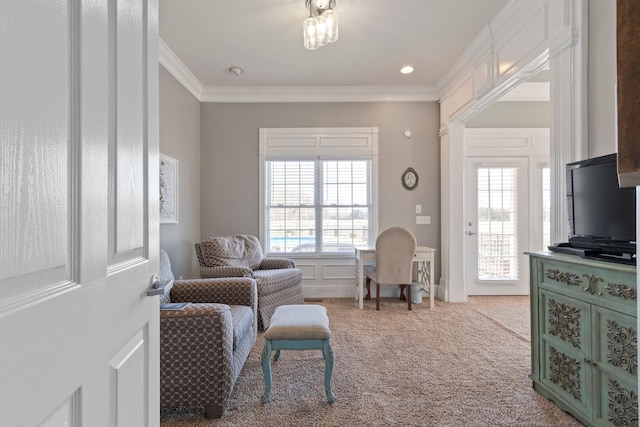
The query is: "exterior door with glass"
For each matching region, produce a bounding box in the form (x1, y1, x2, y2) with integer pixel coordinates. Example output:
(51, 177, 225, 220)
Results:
(465, 158, 530, 295)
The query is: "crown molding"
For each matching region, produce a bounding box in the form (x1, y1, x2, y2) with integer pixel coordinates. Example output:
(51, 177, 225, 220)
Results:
(159, 38, 203, 101)
(159, 38, 438, 103)
(199, 85, 438, 103)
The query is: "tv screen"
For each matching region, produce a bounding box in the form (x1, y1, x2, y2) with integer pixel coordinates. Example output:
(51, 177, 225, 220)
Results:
(567, 153, 636, 248)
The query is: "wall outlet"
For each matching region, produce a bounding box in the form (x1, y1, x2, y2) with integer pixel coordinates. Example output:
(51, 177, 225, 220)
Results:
(416, 215, 431, 225)
(415, 204, 422, 214)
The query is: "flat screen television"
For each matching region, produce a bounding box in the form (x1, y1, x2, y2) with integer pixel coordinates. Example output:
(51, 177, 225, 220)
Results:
(560, 153, 636, 263)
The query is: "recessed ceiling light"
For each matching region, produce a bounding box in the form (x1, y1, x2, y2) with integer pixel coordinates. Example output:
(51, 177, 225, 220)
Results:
(400, 65, 414, 74)
(229, 66, 243, 76)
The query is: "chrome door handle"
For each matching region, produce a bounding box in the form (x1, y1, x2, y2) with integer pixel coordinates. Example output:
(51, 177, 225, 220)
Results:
(466, 231, 476, 236)
(146, 274, 174, 296)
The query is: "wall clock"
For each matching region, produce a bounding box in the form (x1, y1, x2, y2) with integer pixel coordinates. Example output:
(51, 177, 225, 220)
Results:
(401, 167, 418, 190)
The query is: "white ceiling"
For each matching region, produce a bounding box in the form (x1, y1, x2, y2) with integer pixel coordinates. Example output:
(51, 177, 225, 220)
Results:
(159, 0, 510, 99)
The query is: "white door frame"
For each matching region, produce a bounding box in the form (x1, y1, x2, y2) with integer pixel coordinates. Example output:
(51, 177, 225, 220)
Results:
(465, 157, 530, 295)
(438, 0, 587, 302)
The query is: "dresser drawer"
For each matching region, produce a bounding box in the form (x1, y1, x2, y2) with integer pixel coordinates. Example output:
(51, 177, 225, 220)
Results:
(538, 257, 637, 314)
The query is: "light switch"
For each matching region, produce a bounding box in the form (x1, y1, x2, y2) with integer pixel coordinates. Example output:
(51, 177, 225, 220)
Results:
(416, 216, 431, 225)
(415, 204, 422, 214)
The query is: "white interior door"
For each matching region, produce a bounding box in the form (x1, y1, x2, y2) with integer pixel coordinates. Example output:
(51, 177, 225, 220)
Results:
(0, 0, 160, 426)
(465, 158, 530, 295)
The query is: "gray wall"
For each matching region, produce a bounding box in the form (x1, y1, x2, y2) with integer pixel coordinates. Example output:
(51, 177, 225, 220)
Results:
(158, 0, 624, 287)
(465, 102, 550, 128)
(588, 0, 618, 157)
(159, 66, 201, 279)
(200, 102, 441, 280)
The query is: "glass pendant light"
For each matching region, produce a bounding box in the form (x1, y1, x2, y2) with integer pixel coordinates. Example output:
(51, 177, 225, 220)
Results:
(322, 8, 338, 43)
(303, 0, 338, 50)
(303, 15, 320, 50)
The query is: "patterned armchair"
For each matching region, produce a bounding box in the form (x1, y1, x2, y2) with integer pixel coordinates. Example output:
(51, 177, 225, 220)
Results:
(159, 249, 257, 418)
(195, 235, 304, 330)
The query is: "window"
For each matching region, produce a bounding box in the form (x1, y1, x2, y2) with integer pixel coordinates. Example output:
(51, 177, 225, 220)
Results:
(476, 167, 518, 280)
(542, 167, 551, 250)
(264, 159, 372, 254)
(259, 127, 378, 256)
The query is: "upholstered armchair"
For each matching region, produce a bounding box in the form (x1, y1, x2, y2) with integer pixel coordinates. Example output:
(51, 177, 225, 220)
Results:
(159, 249, 257, 418)
(195, 235, 304, 330)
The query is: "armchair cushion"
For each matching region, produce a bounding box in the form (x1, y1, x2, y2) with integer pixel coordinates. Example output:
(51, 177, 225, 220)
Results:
(229, 305, 254, 352)
(198, 235, 263, 270)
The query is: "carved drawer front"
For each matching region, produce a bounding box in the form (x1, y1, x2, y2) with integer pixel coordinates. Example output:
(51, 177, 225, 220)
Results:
(541, 259, 637, 312)
(539, 289, 591, 414)
(540, 341, 591, 415)
(540, 290, 590, 354)
(593, 306, 638, 427)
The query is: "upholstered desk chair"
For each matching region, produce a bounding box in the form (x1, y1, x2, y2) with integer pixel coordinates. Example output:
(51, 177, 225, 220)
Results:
(365, 227, 417, 310)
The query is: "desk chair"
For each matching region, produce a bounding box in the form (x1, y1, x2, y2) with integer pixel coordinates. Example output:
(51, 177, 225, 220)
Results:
(365, 226, 417, 310)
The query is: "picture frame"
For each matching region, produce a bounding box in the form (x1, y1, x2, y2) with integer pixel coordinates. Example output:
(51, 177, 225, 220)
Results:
(159, 154, 178, 224)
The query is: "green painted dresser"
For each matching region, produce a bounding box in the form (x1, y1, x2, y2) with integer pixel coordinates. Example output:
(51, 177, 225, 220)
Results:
(528, 251, 638, 427)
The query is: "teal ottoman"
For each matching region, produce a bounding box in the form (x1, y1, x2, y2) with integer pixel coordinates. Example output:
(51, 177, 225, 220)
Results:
(261, 304, 335, 404)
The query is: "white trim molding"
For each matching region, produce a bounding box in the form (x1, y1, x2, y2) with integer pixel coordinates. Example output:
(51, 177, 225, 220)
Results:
(438, 0, 587, 303)
(159, 39, 203, 101)
(200, 85, 438, 103)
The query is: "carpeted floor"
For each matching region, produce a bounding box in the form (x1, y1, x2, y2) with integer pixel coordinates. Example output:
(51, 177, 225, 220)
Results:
(160, 296, 584, 426)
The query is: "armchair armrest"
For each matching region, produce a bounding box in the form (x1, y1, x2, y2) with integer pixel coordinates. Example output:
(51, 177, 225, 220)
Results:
(170, 277, 257, 309)
(200, 266, 253, 278)
(259, 257, 296, 270)
(160, 303, 234, 408)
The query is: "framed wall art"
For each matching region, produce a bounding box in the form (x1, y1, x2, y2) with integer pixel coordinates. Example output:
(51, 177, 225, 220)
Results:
(159, 154, 178, 224)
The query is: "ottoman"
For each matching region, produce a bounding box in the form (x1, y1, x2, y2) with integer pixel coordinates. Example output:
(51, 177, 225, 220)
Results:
(261, 304, 335, 404)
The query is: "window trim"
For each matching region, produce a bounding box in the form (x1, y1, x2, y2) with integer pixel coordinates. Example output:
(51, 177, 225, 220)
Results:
(259, 127, 379, 257)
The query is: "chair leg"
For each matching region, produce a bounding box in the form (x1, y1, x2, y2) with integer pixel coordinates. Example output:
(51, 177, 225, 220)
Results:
(205, 404, 224, 418)
(365, 277, 371, 300)
(399, 285, 406, 301)
(407, 283, 412, 310)
(376, 283, 380, 310)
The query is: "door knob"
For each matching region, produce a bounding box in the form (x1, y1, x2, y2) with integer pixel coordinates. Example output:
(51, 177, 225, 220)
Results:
(146, 274, 174, 296)
(466, 231, 476, 236)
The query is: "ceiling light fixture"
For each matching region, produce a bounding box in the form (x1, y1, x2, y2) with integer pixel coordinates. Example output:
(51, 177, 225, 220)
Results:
(229, 66, 243, 76)
(303, 0, 338, 50)
(400, 65, 414, 74)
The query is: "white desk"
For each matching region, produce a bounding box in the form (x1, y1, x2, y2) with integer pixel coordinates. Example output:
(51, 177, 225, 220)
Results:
(354, 246, 436, 310)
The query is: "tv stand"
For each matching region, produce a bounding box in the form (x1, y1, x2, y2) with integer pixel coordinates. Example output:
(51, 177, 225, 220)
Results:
(527, 251, 638, 427)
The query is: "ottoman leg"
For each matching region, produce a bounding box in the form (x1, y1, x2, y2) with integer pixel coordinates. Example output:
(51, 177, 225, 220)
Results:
(261, 340, 273, 404)
(322, 339, 336, 403)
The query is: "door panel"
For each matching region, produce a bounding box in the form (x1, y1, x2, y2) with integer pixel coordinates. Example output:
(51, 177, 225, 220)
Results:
(0, 0, 159, 425)
(465, 158, 529, 295)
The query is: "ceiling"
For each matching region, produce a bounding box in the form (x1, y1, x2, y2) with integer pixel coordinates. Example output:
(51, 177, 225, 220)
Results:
(159, 0, 510, 100)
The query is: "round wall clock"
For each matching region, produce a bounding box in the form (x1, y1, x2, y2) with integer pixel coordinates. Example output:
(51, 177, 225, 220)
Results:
(402, 167, 419, 190)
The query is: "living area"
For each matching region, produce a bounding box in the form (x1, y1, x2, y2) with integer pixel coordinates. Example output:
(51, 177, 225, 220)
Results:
(156, 0, 636, 425)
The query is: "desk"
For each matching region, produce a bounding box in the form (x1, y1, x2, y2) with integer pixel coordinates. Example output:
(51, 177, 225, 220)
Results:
(354, 246, 436, 310)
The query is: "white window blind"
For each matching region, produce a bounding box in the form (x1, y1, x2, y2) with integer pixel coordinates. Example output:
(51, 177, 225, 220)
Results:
(476, 167, 518, 280)
(265, 159, 371, 254)
(542, 167, 551, 249)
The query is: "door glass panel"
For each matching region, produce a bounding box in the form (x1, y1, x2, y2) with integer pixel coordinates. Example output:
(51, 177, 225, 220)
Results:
(542, 167, 551, 250)
(477, 168, 518, 280)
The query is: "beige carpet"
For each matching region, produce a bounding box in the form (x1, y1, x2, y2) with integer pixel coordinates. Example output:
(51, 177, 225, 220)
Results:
(160, 296, 583, 427)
